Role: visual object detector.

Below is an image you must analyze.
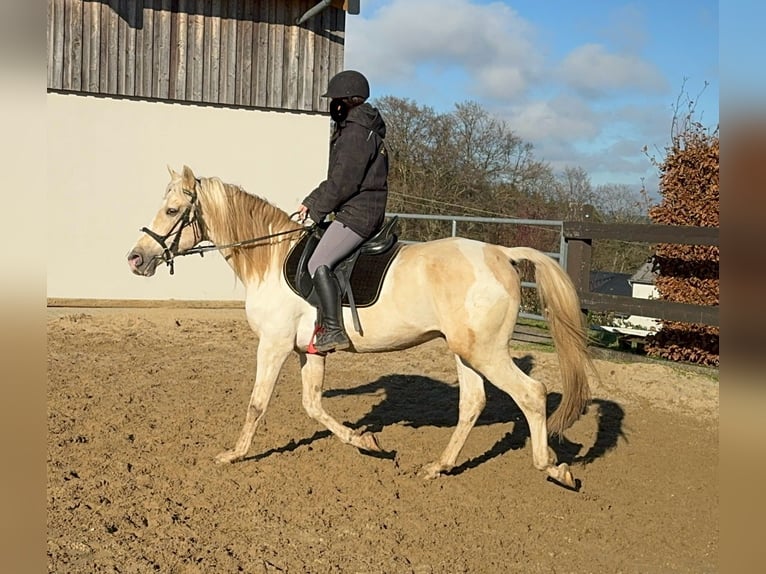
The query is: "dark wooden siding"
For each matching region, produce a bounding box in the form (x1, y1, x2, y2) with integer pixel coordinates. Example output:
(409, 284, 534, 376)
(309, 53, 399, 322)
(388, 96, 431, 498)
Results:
(47, 0, 346, 112)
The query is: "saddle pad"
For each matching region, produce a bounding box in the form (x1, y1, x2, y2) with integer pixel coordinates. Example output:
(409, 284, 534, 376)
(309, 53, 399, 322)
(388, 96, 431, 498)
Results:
(283, 234, 402, 308)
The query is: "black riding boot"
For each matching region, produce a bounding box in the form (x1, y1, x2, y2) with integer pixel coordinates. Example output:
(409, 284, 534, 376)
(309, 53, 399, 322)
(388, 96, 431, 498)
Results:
(312, 265, 350, 352)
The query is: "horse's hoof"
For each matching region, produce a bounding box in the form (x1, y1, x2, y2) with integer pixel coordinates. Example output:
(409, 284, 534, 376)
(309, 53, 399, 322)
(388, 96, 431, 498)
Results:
(418, 462, 444, 480)
(559, 469, 576, 489)
(546, 463, 577, 490)
(357, 432, 382, 453)
(214, 450, 242, 465)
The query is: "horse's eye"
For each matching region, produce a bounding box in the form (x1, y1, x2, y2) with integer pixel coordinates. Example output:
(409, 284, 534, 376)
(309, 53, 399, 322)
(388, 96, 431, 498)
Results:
(166, 208, 180, 216)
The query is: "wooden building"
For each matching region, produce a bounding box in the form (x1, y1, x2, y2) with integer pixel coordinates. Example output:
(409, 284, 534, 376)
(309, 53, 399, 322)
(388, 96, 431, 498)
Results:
(47, 0, 358, 110)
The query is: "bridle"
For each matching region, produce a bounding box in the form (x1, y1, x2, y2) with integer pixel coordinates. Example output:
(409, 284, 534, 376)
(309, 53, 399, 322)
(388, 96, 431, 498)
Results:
(140, 184, 310, 275)
(139, 187, 203, 275)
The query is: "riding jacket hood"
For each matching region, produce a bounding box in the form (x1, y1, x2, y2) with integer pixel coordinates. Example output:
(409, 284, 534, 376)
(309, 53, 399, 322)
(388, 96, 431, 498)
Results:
(302, 103, 389, 238)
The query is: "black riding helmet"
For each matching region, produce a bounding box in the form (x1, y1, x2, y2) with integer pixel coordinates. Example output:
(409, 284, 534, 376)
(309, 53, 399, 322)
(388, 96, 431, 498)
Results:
(322, 70, 370, 100)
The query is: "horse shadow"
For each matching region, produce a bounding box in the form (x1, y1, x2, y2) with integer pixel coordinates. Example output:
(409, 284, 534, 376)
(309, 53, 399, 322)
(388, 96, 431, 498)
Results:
(316, 354, 626, 474)
(246, 355, 626, 473)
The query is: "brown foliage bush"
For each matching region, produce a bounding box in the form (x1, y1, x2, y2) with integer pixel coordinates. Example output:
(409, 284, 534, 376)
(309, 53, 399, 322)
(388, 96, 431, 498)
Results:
(646, 124, 719, 366)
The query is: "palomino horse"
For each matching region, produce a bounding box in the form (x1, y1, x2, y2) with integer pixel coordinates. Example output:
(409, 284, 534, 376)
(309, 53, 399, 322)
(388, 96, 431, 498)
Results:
(127, 166, 592, 487)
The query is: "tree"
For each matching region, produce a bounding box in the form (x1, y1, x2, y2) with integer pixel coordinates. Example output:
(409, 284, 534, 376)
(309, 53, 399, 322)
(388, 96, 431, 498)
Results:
(546, 166, 596, 219)
(375, 96, 555, 222)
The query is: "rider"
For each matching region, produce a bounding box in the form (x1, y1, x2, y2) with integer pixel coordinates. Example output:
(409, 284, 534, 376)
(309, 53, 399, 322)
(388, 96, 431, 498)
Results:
(298, 70, 389, 353)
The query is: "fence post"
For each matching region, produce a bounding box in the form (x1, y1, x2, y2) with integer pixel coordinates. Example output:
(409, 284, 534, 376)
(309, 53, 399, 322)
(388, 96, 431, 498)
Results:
(564, 204, 594, 314)
(565, 238, 592, 297)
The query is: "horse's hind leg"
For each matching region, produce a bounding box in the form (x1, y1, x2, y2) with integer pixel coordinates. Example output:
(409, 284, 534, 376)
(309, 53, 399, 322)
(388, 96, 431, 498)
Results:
(299, 352, 381, 452)
(420, 355, 486, 479)
(480, 354, 575, 488)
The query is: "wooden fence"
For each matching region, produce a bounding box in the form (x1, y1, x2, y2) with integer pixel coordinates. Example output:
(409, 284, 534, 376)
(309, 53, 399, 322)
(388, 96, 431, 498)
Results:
(563, 221, 719, 327)
(47, 0, 346, 111)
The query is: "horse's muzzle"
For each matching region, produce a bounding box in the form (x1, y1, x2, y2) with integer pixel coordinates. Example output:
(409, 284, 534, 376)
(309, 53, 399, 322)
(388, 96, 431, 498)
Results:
(127, 249, 158, 277)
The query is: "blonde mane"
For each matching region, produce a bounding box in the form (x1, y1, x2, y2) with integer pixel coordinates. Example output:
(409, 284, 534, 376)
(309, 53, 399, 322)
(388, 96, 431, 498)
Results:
(196, 176, 302, 283)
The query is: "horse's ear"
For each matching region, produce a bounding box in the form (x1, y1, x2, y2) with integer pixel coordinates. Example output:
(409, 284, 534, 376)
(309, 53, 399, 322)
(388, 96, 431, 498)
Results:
(167, 165, 180, 179)
(182, 165, 196, 186)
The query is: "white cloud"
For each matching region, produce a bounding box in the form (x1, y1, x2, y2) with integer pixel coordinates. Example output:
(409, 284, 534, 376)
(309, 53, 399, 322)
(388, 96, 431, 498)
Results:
(502, 95, 600, 142)
(345, 0, 543, 101)
(497, 96, 665, 188)
(603, 102, 679, 157)
(557, 44, 668, 97)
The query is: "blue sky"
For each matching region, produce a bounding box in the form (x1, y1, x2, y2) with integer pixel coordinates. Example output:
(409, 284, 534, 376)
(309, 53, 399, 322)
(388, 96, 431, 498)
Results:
(344, 0, 719, 194)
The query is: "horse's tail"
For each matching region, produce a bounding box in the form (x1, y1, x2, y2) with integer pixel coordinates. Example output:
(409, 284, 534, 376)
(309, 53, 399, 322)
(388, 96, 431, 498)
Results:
(503, 246, 592, 436)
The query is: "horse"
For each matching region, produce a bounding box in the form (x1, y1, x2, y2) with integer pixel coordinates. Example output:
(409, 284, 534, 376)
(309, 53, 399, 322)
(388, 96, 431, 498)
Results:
(127, 165, 592, 488)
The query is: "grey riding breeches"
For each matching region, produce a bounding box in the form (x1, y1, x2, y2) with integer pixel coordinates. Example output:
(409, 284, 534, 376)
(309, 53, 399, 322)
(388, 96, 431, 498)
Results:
(308, 220, 365, 277)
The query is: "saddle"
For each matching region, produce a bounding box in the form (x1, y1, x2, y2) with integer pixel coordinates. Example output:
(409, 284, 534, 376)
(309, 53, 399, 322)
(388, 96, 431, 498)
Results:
(283, 217, 402, 335)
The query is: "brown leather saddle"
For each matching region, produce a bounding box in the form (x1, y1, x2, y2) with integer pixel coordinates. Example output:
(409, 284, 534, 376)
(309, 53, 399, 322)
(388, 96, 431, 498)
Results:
(283, 217, 402, 335)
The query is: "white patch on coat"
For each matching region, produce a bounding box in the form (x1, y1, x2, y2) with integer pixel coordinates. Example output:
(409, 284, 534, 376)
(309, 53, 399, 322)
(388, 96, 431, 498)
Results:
(456, 240, 508, 322)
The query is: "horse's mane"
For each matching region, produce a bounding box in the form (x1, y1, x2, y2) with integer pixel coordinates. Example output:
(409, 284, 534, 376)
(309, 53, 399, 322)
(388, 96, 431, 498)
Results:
(196, 176, 302, 283)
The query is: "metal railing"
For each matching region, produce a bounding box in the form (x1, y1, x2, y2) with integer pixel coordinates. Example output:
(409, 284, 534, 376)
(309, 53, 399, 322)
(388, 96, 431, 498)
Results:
(386, 212, 566, 321)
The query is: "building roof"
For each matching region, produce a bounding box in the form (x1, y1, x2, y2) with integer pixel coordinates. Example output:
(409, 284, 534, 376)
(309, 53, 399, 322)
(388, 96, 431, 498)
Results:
(589, 271, 632, 297)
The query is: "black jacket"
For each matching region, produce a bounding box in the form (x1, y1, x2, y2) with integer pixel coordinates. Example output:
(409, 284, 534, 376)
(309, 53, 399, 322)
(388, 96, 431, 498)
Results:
(302, 103, 389, 238)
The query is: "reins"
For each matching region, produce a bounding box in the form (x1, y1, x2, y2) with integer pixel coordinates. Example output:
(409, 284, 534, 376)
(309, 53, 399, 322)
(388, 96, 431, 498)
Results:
(179, 220, 311, 257)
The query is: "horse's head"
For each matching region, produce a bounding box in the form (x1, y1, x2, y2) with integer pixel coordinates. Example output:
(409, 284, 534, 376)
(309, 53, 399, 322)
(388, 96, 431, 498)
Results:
(127, 165, 206, 276)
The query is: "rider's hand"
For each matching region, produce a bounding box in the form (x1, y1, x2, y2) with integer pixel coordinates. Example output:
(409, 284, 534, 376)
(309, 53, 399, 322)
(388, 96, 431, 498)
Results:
(297, 204, 309, 222)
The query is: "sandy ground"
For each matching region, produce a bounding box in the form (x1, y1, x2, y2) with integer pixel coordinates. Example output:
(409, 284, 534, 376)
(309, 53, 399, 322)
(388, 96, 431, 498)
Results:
(47, 307, 718, 573)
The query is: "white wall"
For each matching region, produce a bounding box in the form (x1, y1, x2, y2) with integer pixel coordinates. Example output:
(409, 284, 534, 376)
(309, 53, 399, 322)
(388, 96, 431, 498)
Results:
(631, 283, 658, 301)
(47, 92, 329, 301)
(627, 282, 662, 330)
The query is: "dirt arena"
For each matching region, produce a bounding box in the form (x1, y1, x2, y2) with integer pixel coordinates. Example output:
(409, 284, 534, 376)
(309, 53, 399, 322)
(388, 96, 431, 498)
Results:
(47, 307, 718, 573)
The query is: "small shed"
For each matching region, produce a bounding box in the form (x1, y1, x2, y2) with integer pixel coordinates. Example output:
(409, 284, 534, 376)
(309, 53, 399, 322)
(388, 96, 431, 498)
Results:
(598, 258, 662, 343)
(629, 260, 659, 299)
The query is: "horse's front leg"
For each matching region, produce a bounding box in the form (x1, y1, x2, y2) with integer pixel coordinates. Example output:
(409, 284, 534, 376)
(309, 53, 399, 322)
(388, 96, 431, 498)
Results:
(299, 352, 381, 452)
(214, 338, 293, 464)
